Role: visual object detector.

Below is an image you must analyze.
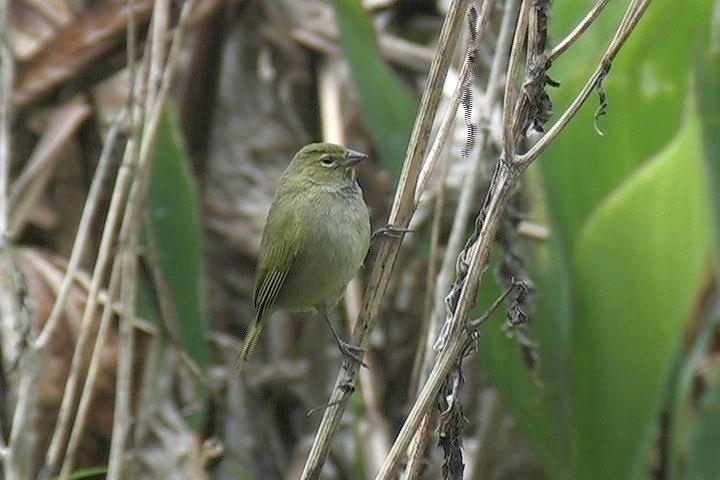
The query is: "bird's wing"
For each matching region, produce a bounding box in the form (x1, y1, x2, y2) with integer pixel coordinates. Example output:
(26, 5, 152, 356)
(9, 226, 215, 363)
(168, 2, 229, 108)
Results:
(235, 203, 300, 374)
(252, 205, 301, 319)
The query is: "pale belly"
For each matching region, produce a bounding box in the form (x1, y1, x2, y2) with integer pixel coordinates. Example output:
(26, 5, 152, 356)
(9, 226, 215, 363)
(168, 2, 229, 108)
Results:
(275, 191, 370, 312)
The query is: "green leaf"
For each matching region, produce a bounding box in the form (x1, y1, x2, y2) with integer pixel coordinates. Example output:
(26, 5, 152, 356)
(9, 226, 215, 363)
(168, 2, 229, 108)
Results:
(543, 0, 713, 245)
(695, 23, 720, 268)
(571, 112, 710, 480)
(334, 0, 417, 181)
(56, 466, 108, 480)
(147, 105, 209, 430)
(686, 348, 720, 480)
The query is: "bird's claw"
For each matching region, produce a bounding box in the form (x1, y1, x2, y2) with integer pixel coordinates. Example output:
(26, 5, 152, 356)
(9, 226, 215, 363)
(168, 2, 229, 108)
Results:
(338, 340, 368, 369)
(372, 224, 414, 240)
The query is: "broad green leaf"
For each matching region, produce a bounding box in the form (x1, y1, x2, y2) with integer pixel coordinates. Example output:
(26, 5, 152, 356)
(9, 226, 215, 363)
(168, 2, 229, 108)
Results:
(335, 0, 417, 181)
(571, 112, 710, 480)
(686, 350, 720, 480)
(543, 0, 713, 245)
(665, 19, 720, 480)
(696, 25, 720, 267)
(480, 5, 714, 480)
(147, 105, 209, 430)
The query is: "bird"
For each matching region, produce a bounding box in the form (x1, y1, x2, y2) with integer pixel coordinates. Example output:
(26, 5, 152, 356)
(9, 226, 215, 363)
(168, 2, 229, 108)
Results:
(234, 143, 371, 374)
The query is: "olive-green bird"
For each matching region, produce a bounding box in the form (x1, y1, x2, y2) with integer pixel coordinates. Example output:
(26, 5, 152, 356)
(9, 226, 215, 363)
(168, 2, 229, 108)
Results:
(234, 143, 371, 374)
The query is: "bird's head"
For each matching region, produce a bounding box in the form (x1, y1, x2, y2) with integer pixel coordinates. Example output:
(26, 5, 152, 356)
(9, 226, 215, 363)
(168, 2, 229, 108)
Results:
(285, 142, 367, 186)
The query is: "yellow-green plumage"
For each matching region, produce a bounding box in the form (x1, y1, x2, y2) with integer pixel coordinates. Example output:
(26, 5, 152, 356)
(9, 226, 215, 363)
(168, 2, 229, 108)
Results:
(234, 143, 371, 373)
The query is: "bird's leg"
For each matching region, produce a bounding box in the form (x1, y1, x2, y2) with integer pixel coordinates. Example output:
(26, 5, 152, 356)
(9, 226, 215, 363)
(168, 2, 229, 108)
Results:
(323, 312, 368, 369)
(372, 223, 415, 241)
(306, 382, 356, 416)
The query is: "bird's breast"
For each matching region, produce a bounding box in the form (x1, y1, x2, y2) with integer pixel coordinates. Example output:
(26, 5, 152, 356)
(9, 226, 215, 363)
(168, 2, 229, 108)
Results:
(276, 187, 370, 312)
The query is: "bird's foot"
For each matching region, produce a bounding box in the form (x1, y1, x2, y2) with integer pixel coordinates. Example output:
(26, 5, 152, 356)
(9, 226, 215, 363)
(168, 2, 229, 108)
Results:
(338, 340, 368, 369)
(372, 224, 415, 240)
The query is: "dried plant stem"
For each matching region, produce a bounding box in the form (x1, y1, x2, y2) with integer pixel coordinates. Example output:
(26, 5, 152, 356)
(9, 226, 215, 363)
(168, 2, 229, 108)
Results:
(43, 106, 142, 474)
(319, 61, 344, 144)
(466, 391, 499, 480)
(35, 109, 127, 346)
(58, 260, 122, 478)
(6, 348, 41, 480)
(143, 0, 169, 129)
(431, 0, 516, 354)
(414, 0, 495, 204)
(107, 2, 141, 471)
(408, 147, 450, 401)
(377, 163, 516, 480)
(15, 107, 124, 476)
(45, 0, 197, 473)
(0, 19, 18, 467)
(0, 0, 12, 237)
(501, 0, 529, 158)
(107, 1, 196, 477)
(405, 1, 513, 474)
(300, 1, 471, 478)
(292, 25, 435, 73)
(402, 409, 436, 480)
(549, 0, 610, 62)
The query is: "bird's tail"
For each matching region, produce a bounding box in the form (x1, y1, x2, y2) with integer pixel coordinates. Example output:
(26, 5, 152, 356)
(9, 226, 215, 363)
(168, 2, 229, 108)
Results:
(234, 321, 264, 375)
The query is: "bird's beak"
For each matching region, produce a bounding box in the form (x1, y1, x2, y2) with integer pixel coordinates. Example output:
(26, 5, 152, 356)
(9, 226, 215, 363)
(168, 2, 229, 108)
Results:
(342, 149, 367, 167)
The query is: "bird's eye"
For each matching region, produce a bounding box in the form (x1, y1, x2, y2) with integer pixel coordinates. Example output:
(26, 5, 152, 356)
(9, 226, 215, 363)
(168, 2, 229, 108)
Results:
(320, 156, 335, 167)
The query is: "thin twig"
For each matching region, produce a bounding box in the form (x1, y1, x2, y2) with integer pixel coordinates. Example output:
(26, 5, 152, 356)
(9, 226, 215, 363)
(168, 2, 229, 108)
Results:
(42, 91, 144, 476)
(58, 261, 122, 478)
(402, 410, 437, 480)
(300, 1, 472, 478)
(431, 0, 517, 353)
(144, 0, 169, 125)
(8, 103, 92, 235)
(0, 0, 16, 465)
(35, 108, 127, 346)
(414, 0, 495, 205)
(549, 0, 610, 62)
(377, 164, 517, 480)
(0, 0, 12, 237)
(501, 0, 529, 159)
(405, 1, 510, 475)
(107, 0, 143, 474)
(43, 12, 156, 473)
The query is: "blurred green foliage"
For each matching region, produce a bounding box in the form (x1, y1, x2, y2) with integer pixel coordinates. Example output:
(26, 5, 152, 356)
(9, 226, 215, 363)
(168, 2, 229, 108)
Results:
(696, 15, 720, 267)
(478, 2, 718, 479)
